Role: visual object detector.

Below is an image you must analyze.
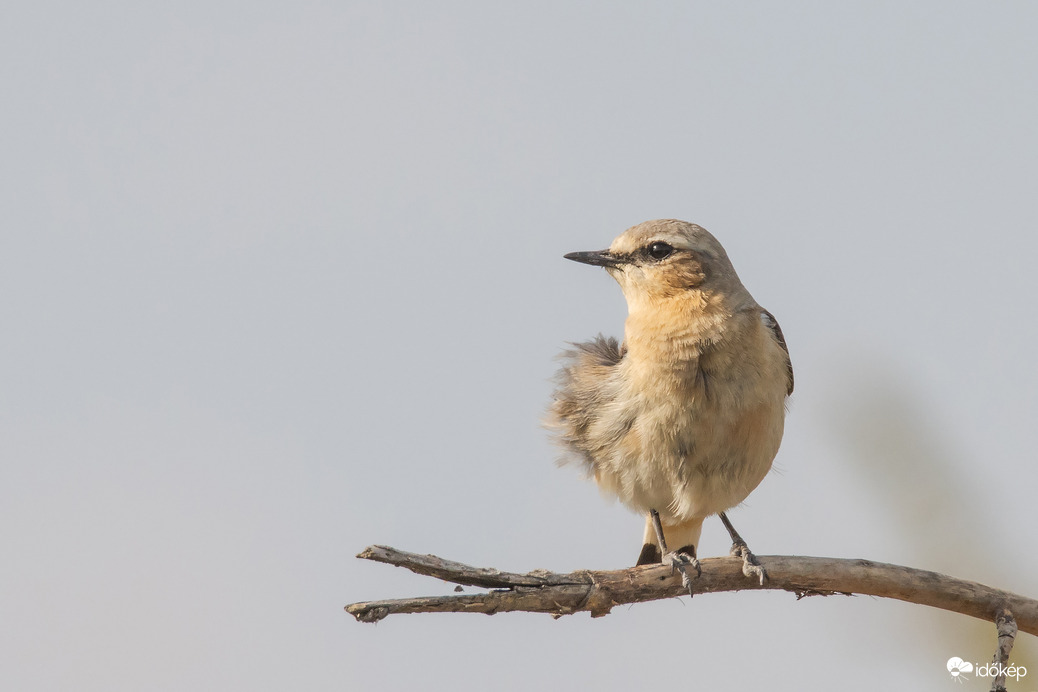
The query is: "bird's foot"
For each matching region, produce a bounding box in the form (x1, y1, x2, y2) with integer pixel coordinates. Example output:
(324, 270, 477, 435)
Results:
(662, 546, 701, 596)
(730, 540, 767, 585)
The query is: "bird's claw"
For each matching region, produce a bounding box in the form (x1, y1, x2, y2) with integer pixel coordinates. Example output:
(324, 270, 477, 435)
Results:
(730, 540, 768, 585)
(662, 550, 701, 596)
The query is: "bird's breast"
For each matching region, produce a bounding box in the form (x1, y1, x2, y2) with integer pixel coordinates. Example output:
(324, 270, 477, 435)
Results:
(595, 329, 787, 521)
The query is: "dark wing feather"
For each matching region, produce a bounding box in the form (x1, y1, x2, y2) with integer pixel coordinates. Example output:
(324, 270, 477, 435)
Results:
(761, 309, 793, 395)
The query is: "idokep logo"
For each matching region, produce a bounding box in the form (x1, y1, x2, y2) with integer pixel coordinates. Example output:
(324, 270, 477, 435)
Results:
(946, 656, 1027, 683)
(947, 657, 973, 681)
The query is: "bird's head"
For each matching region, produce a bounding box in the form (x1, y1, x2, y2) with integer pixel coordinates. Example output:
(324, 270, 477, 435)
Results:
(564, 219, 751, 313)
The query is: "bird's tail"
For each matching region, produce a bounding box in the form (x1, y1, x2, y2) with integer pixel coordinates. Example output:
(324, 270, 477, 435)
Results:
(636, 515, 704, 565)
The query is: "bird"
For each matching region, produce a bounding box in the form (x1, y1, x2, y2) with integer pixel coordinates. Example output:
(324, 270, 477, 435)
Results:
(547, 219, 792, 593)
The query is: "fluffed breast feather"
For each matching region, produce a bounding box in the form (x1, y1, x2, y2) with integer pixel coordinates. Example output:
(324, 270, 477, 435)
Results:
(546, 334, 626, 472)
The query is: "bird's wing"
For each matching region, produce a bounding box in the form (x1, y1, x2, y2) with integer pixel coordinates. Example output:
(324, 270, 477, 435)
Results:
(760, 309, 793, 395)
(546, 335, 625, 470)
(577, 334, 625, 366)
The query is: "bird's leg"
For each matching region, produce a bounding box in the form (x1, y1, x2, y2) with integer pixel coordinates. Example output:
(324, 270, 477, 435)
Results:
(650, 509, 701, 596)
(719, 512, 767, 585)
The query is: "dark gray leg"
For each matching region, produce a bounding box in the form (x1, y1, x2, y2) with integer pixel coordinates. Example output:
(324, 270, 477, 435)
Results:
(650, 509, 701, 596)
(719, 512, 767, 585)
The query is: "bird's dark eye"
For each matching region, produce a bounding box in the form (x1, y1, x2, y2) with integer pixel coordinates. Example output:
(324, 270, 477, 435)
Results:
(646, 242, 674, 260)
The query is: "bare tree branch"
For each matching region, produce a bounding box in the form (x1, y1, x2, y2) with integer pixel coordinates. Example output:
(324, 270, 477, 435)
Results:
(345, 545, 1038, 637)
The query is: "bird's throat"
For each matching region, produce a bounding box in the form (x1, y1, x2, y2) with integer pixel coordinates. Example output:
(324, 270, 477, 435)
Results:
(623, 290, 729, 357)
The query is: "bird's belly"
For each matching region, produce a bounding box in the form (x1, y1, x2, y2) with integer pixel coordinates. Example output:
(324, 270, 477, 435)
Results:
(593, 397, 784, 522)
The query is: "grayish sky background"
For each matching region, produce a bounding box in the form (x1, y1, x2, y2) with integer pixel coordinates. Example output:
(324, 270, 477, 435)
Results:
(2, 2, 1036, 690)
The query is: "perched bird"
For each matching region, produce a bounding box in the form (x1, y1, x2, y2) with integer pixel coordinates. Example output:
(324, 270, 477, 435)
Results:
(547, 219, 792, 591)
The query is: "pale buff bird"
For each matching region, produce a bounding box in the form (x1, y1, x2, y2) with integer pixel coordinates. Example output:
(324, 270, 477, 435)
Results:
(548, 219, 792, 591)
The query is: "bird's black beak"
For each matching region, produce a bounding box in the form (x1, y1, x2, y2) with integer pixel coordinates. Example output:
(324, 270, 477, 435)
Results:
(563, 249, 624, 268)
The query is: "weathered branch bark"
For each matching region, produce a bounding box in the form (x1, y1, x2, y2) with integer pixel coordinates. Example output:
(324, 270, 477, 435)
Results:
(990, 608, 1019, 691)
(345, 545, 1038, 637)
